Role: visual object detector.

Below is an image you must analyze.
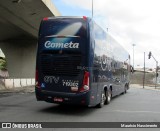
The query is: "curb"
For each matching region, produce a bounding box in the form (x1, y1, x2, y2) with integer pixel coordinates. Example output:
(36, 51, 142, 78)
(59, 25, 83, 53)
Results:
(130, 84, 160, 91)
(0, 86, 35, 93)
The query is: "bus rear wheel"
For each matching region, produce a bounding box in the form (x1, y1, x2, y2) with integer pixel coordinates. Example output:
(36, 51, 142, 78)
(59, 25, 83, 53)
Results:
(97, 90, 106, 108)
(122, 85, 127, 94)
(104, 89, 111, 105)
(124, 85, 128, 94)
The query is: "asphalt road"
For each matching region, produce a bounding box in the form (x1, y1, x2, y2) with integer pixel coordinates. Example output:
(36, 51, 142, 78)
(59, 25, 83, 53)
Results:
(0, 87, 160, 130)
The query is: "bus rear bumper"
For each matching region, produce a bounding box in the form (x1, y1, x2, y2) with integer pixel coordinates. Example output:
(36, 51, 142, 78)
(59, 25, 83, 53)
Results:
(35, 88, 90, 106)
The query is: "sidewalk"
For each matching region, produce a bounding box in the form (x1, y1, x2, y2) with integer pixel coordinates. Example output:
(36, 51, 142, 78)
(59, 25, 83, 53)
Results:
(0, 78, 35, 93)
(0, 85, 35, 93)
(130, 84, 160, 91)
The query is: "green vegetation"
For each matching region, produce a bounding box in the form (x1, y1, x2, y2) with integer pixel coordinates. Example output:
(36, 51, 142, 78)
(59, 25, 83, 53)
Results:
(0, 57, 7, 70)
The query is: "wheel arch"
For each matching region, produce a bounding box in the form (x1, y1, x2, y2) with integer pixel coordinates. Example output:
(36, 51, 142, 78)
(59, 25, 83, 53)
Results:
(103, 85, 112, 96)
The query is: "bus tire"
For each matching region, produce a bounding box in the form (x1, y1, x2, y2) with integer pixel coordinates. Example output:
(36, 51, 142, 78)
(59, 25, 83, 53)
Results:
(104, 89, 111, 105)
(124, 85, 127, 94)
(122, 85, 127, 94)
(97, 90, 106, 108)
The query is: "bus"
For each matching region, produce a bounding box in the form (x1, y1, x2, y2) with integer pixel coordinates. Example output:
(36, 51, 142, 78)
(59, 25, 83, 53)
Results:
(35, 16, 131, 108)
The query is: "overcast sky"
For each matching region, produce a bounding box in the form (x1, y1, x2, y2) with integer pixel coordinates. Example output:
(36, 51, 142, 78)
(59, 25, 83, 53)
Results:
(52, 0, 160, 68)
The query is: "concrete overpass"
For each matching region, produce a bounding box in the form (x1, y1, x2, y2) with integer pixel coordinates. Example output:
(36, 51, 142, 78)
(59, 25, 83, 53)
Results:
(0, 0, 60, 78)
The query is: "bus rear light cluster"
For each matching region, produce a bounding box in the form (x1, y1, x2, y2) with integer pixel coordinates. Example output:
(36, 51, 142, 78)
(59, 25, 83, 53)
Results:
(79, 71, 90, 92)
(35, 70, 40, 88)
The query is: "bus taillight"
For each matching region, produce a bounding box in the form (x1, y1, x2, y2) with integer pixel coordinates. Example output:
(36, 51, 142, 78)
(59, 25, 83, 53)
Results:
(79, 71, 90, 92)
(35, 70, 40, 88)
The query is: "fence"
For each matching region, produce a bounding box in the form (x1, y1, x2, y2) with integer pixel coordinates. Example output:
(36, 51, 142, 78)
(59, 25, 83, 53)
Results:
(130, 71, 160, 87)
(0, 78, 35, 89)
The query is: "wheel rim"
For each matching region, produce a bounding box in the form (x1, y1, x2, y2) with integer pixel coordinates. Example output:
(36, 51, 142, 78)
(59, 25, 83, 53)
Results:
(101, 92, 106, 105)
(107, 91, 111, 102)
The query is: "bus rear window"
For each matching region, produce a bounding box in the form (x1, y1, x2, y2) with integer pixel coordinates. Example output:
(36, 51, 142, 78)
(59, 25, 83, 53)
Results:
(39, 18, 87, 38)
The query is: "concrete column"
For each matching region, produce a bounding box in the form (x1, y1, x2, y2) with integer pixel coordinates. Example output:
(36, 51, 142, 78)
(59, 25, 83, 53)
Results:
(0, 39, 37, 78)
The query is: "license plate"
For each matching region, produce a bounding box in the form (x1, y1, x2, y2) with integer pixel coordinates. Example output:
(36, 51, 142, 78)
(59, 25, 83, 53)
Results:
(54, 97, 63, 102)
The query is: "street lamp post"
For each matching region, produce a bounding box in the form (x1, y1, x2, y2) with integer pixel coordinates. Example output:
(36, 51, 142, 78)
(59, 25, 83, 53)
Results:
(143, 52, 145, 88)
(156, 61, 158, 88)
(132, 44, 136, 70)
(92, 0, 93, 18)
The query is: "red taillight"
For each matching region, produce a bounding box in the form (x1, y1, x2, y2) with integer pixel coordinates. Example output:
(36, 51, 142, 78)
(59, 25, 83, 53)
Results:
(43, 17, 48, 21)
(35, 70, 38, 81)
(35, 70, 40, 88)
(83, 71, 89, 85)
(79, 71, 90, 92)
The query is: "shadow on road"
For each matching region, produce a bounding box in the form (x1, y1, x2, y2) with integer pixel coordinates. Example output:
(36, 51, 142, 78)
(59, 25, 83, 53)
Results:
(37, 92, 130, 116)
(38, 104, 100, 116)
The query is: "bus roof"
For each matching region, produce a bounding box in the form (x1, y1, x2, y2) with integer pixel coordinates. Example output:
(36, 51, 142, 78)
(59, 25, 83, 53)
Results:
(42, 16, 90, 21)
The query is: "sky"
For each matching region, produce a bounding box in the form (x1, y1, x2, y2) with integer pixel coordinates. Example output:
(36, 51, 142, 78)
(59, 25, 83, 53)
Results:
(52, 0, 160, 69)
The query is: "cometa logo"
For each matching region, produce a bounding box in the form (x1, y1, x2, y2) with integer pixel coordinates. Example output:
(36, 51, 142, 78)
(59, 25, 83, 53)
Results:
(44, 41, 79, 49)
